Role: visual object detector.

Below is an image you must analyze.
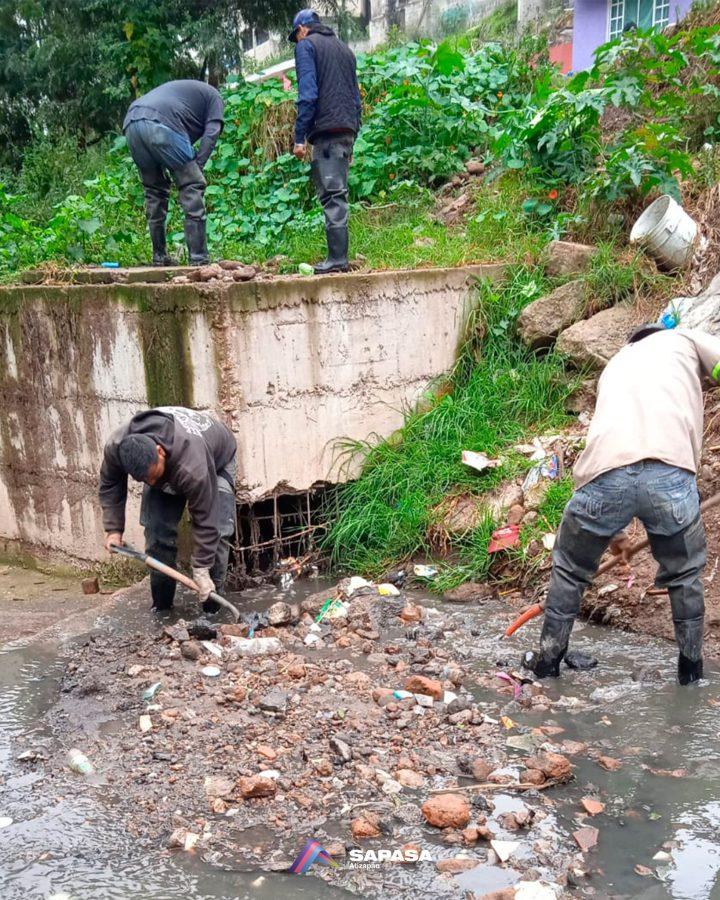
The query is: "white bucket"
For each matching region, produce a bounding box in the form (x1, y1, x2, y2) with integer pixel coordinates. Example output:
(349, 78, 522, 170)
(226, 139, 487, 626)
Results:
(629, 195, 698, 271)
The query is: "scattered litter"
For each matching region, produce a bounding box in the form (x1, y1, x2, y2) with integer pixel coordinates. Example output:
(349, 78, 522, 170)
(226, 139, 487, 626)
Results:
(201, 640, 223, 658)
(224, 636, 282, 657)
(201, 666, 221, 677)
(497, 672, 522, 700)
(522, 453, 560, 493)
(443, 691, 458, 705)
(573, 825, 599, 852)
(514, 437, 548, 461)
(500, 715, 517, 730)
(598, 583, 618, 597)
(490, 839, 519, 863)
(67, 748, 94, 775)
(258, 770, 281, 780)
(515, 883, 560, 900)
(653, 851, 671, 862)
(542, 533, 556, 551)
(0, 817, 12, 829)
(298, 263, 314, 276)
(344, 576, 371, 595)
(251, 876, 266, 888)
(580, 797, 605, 816)
(413, 565, 438, 579)
(488, 525, 520, 553)
(461, 450, 502, 473)
(139, 715, 153, 733)
(393, 690, 414, 700)
(317, 598, 348, 621)
(17, 749, 46, 762)
(142, 681, 162, 702)
(378, 583, 400, 596)
(101, 261, 119, 268)
(506, 733, 540, 752)
(183, 831, 200, 851)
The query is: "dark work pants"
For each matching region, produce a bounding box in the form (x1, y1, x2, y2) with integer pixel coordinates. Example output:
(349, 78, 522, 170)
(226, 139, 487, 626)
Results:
(125, 120, 207, 231)
(139, 466, 236, 608)
(541, 461, 706, 664)
(311, 133, 354, 231)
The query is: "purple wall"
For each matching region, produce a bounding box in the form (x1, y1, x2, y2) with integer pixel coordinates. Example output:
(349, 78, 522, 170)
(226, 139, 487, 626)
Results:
(571, 0, 694, 72)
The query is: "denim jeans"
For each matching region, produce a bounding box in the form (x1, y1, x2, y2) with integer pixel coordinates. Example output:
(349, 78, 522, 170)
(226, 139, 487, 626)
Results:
(139, 457, 237, 609)
(125, 119, 207, 233)
(541, 461, 706, 664)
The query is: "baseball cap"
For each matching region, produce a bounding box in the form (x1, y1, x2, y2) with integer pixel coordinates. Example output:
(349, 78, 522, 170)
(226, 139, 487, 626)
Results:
(288, 8, 321, 42)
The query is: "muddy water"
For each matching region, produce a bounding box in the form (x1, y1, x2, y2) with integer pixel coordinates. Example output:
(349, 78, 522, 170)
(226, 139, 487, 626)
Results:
(2, 582, 720, 899)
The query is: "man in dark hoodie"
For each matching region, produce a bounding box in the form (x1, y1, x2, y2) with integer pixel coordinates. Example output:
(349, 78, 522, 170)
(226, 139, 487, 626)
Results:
(290, 9, 362, 274)
(123, 80, 224, 266)
(99, 407, 237, 611)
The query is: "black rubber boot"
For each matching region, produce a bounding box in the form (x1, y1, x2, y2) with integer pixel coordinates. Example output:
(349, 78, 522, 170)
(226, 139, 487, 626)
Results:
(184, 218, 210, 266)
(149, 223, 178, 266)
(151, 579, 176, 611)
(678, 653, 703, 685)
(314, 226, 349, 274)
(522, 649, 562, 678)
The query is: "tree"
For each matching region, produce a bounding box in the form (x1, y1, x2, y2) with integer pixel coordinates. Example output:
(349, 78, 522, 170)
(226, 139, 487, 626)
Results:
(0, 0, 300, 165)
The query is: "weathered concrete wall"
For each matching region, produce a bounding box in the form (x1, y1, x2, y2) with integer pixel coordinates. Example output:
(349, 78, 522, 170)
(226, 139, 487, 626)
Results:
(0, 264, 501, 566)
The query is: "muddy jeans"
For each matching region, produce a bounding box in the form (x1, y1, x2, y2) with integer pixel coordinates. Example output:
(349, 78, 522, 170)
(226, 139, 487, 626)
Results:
(311, 133, 354, 231)
(140, 457, 237, 609)
(540, 460, 706, 665)
(125, 119, 207, 230)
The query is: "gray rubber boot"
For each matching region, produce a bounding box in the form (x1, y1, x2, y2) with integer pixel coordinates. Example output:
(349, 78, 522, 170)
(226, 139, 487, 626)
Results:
(314, 225, 349, 274)
(184, 218, 210, 266)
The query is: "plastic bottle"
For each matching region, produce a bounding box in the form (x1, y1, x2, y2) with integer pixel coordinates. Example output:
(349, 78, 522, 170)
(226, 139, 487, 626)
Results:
(67, 748, 94, 775)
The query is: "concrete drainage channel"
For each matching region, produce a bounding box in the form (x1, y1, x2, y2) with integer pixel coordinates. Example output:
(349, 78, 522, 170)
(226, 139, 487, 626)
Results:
(3, 576, 720, 899)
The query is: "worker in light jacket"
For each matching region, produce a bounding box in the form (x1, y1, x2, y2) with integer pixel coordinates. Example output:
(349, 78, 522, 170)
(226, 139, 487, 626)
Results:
(99, 407, 236, 611)
(526, 325, 720, 685)
(290, 9, 362, 274)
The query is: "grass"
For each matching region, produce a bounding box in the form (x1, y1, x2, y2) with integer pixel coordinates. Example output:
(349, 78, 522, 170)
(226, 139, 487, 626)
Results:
(321, 267, 581, 581)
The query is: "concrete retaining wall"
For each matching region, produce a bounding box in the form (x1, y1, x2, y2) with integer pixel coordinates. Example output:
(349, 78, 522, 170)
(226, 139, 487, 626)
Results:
(0, 264, 502, 566)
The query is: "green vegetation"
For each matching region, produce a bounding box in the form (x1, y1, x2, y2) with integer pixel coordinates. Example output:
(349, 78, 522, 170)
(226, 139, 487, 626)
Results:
(321, 268, 580, 580)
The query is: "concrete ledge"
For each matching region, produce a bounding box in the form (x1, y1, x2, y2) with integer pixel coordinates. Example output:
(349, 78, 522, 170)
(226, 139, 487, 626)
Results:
(0, 262, 505, 566)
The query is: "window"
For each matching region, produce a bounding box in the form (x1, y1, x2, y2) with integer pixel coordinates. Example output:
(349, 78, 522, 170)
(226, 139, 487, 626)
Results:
(652, 0, 670, 27)
(608, 0, 625, 38)
(255, 28, 269, 46)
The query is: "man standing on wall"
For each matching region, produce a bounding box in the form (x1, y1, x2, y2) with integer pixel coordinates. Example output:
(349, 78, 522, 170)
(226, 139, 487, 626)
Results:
(290, 9, 362, 274)
(99, 407, 237, 612)
(124, 80, 224, 266)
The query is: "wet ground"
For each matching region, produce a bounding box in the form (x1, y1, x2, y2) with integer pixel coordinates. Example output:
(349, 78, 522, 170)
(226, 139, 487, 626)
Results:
(3, 578, 720, 899)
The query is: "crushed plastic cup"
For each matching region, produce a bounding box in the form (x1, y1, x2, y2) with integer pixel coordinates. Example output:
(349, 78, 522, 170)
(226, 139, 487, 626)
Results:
(67, 748, 94, 775)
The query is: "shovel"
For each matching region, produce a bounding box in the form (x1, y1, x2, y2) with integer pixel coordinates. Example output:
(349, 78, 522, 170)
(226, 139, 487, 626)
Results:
(110, 542, 240, 622)
(502, 489, 720, 639)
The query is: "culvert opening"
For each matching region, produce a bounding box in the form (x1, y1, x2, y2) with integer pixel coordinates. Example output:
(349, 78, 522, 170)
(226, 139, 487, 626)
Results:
(229, 483, 334, 587)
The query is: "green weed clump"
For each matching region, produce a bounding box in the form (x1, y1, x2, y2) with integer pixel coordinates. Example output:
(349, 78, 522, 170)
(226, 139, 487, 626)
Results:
(321, 268, 579, 580)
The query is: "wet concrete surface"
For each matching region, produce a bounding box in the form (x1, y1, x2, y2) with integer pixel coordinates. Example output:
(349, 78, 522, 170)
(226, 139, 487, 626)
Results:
(2, 578, 720, 898)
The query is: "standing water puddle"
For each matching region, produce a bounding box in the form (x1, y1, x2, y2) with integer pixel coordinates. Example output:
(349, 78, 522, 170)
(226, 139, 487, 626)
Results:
(1, 581, 720, 898)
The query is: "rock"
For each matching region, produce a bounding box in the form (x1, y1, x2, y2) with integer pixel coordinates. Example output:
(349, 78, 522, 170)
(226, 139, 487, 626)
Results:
(219, 623, 250, 638)
(238, 775, 277, 799)
(524, 751, 572, 783)
(204, 775, 235, 799)
(231, 265, 257, 281)
(436, 857, 479, 874)
(421, 794, 470, 829)
(573, 825, 599, 852)
(507, 504, 525, 526)
(490, 839, 519, 863)
(330, 737, 352, 763)
(163, 624, 190, 643)
(351, 813, 382, 839)
(81, 577, 99, 595)
(565, 649, 598, 670)
(476, 891, 515, 900)
(443, 582, 488, 603)
(404, 675, 443, 700)
(485, 482, 524, 520)
(466, 159, 485, 175)
(189, 263, 223, 282)
(395, 768, 425, 788)
(167, 828, 188, 849)
(346, 671, 372, 690)
(565, 378, 597, 415)
(258, 688, 288, 714)
(580, 797, 605, 816)
(556, 306, 638, 371)
(187, 619, 217, 640)
(470, 759, 494, 782)
(180, 640, 202, 661)
(257, 744, 278, 761)
(545, 240, 597, 276)
(399, 604, 424, 623)
(314, 758, 333, 776)
(597, 755, 622, 771)
(267, 601, 293, 626)
(517, 280, 587, 349)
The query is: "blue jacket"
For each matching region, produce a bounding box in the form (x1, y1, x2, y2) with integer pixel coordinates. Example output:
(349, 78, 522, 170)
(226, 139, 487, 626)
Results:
(294, 25, 362, 145)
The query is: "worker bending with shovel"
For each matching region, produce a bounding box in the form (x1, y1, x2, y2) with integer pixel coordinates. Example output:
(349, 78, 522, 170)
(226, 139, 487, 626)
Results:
(99, 407, 237, 612)
(526, 325, 720, 685)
